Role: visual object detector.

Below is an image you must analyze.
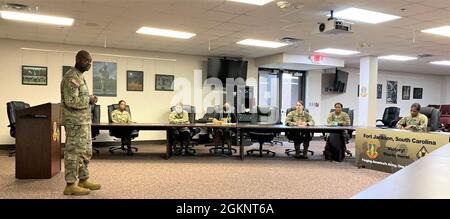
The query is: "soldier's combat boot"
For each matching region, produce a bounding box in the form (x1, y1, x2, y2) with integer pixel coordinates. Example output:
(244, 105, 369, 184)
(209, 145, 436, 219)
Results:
(63, 183, 90, 195)
(78, 180, 101, 190)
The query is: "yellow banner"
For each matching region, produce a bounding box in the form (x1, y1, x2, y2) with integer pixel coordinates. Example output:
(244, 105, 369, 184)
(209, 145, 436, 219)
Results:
(355, 128, 449, 173)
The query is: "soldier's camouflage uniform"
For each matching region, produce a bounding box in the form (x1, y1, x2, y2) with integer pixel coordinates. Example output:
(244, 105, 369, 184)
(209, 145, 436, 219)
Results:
(396, 113, 428, 132)
(112, 109, 132, 123)
(60, 67, 92, 183)
(285, 110, 315, 157)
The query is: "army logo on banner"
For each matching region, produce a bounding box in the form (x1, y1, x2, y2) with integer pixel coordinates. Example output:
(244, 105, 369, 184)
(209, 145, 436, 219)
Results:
(366, 139, 380, 159)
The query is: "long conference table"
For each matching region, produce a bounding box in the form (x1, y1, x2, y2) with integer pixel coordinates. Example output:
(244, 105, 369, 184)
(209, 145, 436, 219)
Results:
(91, 123, 356, 160)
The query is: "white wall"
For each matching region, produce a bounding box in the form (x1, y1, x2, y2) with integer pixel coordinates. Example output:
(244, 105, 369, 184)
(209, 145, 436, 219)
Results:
(440, 75, 450, 104)
(0, 38, 258, 144)
(320, 68, 444, 125)
(305, 69, 322, 121)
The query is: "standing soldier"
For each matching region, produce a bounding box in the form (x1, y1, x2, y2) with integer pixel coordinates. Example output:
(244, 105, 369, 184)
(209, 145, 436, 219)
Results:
(61, 50, 101, 195)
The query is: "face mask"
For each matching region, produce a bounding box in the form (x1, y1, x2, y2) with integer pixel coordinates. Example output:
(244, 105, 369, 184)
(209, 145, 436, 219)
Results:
(176, 107, 183, 114)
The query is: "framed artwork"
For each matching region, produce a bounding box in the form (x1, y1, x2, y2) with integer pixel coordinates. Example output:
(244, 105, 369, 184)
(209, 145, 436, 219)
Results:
(155, 74, 174, 91)
(413, 88, 423, 99)
(62, 65, 71, 77)
(93, 61, 117, 96)
(386, 80, 397, 104)
(22, 65, 47, 85)
(377, 84, 382, 99)
(402, 86, 410, 100)
(127, 70, 144, 91)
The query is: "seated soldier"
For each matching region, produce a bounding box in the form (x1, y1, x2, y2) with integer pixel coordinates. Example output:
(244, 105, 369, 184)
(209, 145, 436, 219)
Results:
(396, 103, 428, 132)
(211, 102, 236, 154)
(285, 100, 315, 159)
(327, 102, 350, 127)
(169, 102, 192, 155)
(111, 100, 134, 155)
(324, 102, 351, 156)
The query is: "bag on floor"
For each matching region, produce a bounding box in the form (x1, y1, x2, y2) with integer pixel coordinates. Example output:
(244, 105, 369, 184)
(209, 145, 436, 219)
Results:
(323, 133, 345, 162)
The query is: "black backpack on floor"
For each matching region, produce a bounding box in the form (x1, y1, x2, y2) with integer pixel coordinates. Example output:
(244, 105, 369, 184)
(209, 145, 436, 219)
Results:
(323, 133, 345, 162)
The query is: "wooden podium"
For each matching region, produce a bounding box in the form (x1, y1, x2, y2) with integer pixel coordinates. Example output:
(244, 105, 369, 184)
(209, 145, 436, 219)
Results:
(15, 103, 61, 179)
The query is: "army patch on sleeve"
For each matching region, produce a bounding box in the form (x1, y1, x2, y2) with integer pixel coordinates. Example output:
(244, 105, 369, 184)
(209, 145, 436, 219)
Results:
(70, 79, 79, 89)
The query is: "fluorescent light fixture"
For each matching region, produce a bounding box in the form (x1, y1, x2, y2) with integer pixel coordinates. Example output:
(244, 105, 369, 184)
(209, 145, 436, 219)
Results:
(315, 48, 360, 55)
(0, 10, 73, 26)
(136, 27, 196, 39)
(379, 55, 417, 61)
(332, 7, 401, 24)
(227, 0, 273, 5)
(237, 39, 288, 48)
(430, 61, 450, 66)
(421, 26, 450, 37)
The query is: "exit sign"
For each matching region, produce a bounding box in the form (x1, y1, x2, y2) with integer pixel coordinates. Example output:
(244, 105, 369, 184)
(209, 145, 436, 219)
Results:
(310, 54, 323, 63)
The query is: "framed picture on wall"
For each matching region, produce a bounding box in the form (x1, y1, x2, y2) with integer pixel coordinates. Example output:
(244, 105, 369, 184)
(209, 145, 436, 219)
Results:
(155, 74, 174, 91)
(413, 88, 423, 99)
(402, 86, 410, 100)
(377, 84, 382, 99)
(22, 65, 47, 85)
(386, 80, 397, 104)
(92, 61, 117, 97)
(62, 65, 71, 77)
(127, 70, 144, 91)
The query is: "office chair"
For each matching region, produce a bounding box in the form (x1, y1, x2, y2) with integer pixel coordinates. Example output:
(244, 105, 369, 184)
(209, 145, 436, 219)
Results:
(376, 107, 400, 128)
(439, 105, 450, 132)
(328, 108, 354, 157)
(246, 106, 278, 157)
(107, 104, 139, 155)
(169, 105, 200, 155)
(91, 104, 100, 154)
(207, 105, 237, 156)
(420, 107, 442, 132)
(427, 105, 441, 110)
(285, 107, 314, 156)
(6, 101, 30, 157)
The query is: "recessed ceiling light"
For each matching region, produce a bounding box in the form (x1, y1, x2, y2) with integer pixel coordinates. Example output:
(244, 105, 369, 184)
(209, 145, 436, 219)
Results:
(227, 0, 273, 5)
(237, 39, 288, 48)
(430, 61, 450, 66)
(421, 26, 450, 37)
(314, 48, 360, 55)
(136, 27, 196, 39)
(0, 10, 74, 26)
(379, 55, 417, 61)
(332, 7, 401, 24)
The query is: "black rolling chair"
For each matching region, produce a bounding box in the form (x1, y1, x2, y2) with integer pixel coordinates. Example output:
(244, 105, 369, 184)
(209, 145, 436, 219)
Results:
(420, 107, 442, 132)
(285, 107, 314, 156)
(246, 106, 279, 157)
(328, 108, 354, 157)
(107, 104, 139, 154)
(169, 105, 200, 155)
(376, 107, 400, 128)
(91, 104, 100, 154)
(6, 101, 30, 157)
(208, 106, 237, 156)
